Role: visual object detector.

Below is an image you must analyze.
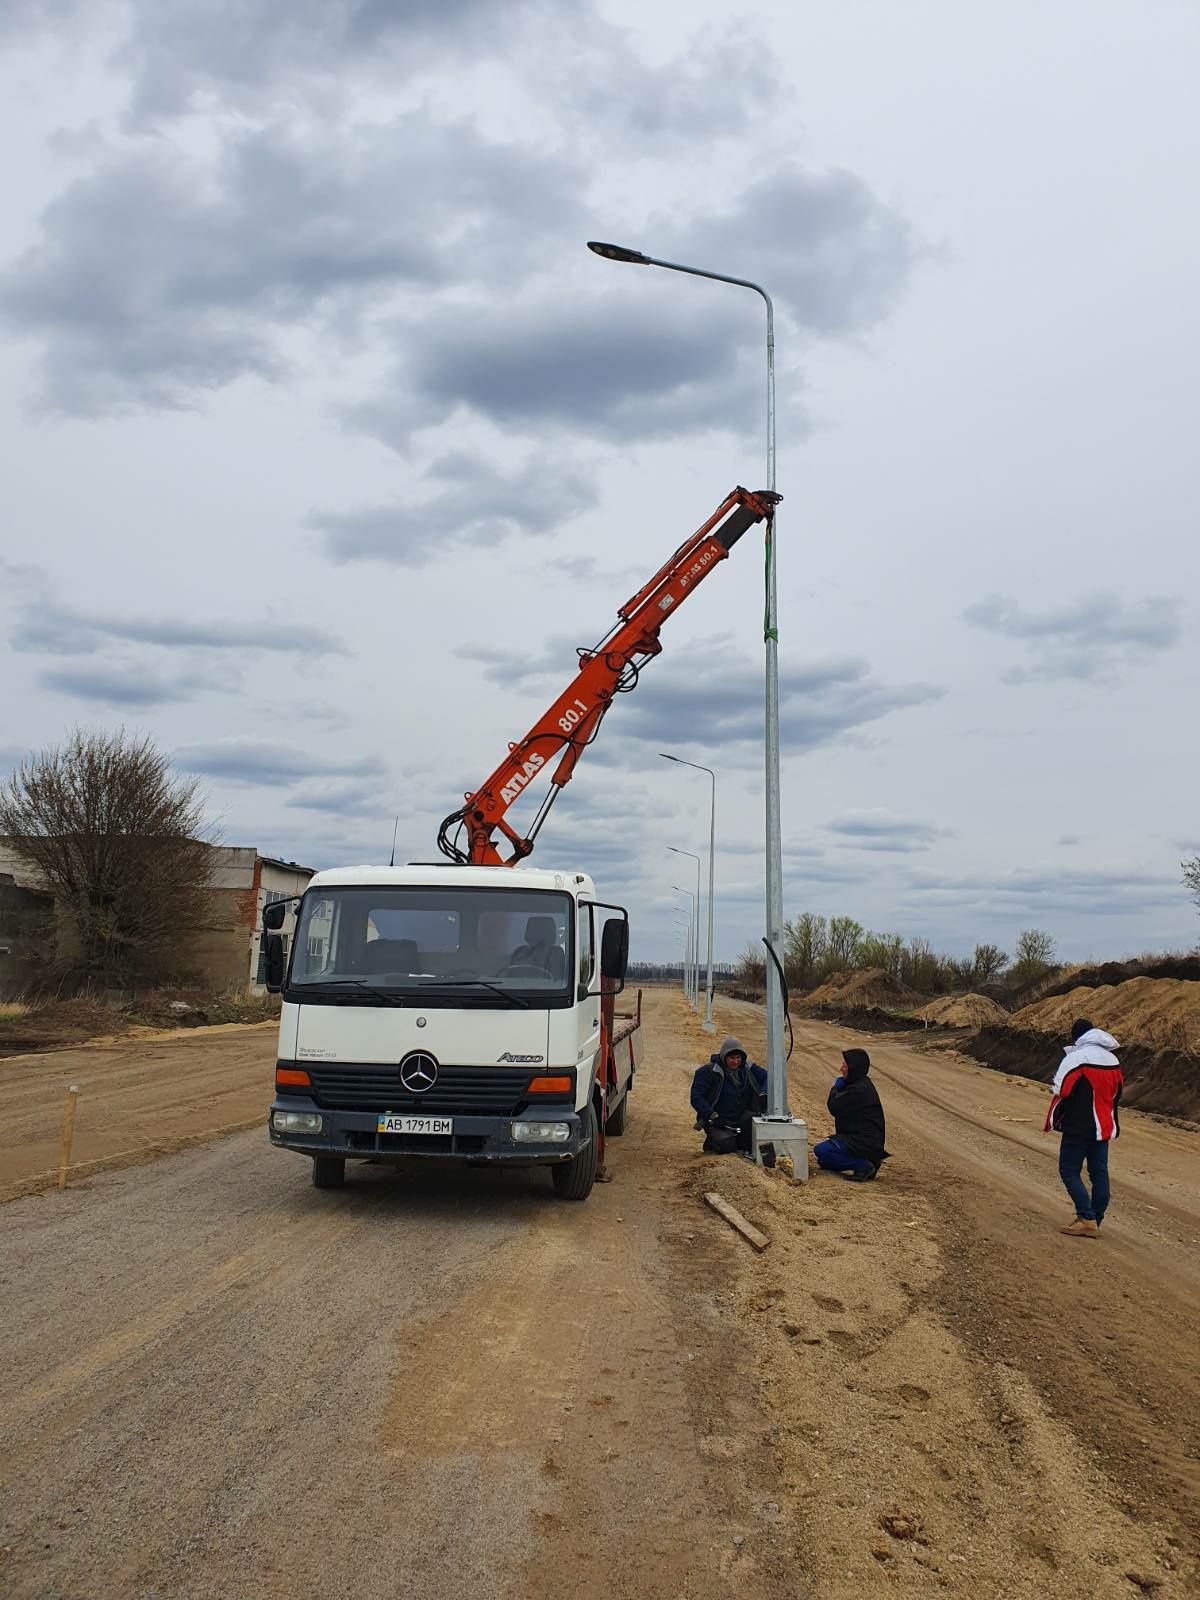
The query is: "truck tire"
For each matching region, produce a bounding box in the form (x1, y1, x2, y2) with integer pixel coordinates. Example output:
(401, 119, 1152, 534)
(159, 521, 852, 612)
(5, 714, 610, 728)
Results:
(604, 1086, 629, 1137)
(551, 1104, 598, 1201)
(312, 1155, 345, 1189)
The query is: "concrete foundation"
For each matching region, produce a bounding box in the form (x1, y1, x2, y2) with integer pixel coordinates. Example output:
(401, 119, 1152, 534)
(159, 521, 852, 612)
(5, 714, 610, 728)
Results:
(751, 1115, 809, 1179)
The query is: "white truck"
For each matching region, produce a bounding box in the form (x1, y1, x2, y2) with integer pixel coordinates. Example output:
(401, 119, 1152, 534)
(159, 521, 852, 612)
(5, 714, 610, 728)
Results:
(261, 487, 779, 1200)
(264, 864, 638, 1200)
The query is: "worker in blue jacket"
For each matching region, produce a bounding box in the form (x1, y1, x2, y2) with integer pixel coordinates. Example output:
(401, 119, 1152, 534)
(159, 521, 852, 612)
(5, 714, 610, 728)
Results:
(690, 1036, 767, 1153)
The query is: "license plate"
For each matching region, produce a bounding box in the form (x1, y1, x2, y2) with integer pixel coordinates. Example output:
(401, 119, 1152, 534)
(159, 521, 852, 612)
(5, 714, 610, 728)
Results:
(377, 1114, 453, 1136)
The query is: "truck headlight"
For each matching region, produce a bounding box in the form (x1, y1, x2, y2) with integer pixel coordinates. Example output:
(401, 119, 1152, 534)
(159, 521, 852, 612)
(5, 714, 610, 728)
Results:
(273, 1110, 323, 1134)
(512, 1120, 572, 1143)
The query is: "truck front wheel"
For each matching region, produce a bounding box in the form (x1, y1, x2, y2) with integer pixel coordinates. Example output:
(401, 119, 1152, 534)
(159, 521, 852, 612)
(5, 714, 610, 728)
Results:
(312, 1155, 346, 1189)
(551, 1104, 598, 1201)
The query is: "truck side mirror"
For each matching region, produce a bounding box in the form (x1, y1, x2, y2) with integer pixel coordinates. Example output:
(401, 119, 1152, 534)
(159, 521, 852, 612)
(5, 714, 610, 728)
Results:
(263, 901, 288, 933)
(600, 917, 629, 989)
(264, 933, 287, 993)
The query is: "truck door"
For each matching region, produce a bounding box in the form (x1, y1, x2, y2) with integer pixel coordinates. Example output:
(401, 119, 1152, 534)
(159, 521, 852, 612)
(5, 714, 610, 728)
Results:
(576, 901, 600, 1095)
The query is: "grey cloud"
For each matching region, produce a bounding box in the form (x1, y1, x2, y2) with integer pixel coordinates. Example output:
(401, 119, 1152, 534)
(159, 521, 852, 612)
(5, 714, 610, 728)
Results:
(175, 738, 385, 786)
(115, 0, 506, 121)
(311, 454, 596, 567)
(825, 809, 948, 853)
(459, 634, 942, 756)
(901, 865, 1183, 918)
(2, 117, 582, 415)
(13, 600, 345, 658)
(963, 591, 1183, 683)
(354, 155, 915, 450)
(660, 164, 919, 334)
(37, 661, 214, 707)
(284, 781, 392, 818)
(615, 642, 942, 757)
(349, 299, 766, 450)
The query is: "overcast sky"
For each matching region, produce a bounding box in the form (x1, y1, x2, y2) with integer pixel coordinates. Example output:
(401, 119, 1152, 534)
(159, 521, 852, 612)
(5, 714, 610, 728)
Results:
(2, 0, 1197, 965)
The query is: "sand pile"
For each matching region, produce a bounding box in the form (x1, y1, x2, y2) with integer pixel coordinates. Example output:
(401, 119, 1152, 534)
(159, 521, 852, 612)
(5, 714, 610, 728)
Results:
(804, 968, 922, 1012)
(916, 993, 1010, 1027)
(1012, 976, 1200, 1051)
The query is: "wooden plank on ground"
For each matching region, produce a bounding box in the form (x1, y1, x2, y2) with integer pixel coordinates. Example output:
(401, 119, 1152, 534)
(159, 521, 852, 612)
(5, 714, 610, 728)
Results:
(703, 1191, 770, 1252)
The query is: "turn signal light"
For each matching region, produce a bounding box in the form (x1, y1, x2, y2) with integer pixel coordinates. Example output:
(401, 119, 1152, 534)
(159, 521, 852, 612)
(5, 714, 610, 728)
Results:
(276, 1066, 312, 1088)
(527, 1075, 572, 1095)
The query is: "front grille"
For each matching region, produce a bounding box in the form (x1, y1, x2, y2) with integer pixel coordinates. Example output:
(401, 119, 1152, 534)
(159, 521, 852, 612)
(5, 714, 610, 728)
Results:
(305, 1063, 536, 1114)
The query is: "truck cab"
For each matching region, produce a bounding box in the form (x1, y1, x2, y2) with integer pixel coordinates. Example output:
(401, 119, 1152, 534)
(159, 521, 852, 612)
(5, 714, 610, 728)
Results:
(264, 864, 638, 1201)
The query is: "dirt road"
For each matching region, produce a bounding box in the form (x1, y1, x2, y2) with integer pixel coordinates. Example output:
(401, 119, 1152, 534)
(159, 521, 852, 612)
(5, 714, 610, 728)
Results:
(1, 992, 1196, 1598)
(0, 1023, 278, 1199)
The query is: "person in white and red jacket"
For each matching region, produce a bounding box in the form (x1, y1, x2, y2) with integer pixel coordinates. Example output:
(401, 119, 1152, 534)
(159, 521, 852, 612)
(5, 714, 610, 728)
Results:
(1045, 1018, 1123, 1238)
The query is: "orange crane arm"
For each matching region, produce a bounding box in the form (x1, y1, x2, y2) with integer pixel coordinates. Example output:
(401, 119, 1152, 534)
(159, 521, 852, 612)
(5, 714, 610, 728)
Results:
(437, 486, 780, 867)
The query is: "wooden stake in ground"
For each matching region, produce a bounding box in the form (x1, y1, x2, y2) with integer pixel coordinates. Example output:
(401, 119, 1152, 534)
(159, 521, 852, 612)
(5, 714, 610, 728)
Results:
(704, 1190, 770, 1252)
(57, 1085, 80, 1191)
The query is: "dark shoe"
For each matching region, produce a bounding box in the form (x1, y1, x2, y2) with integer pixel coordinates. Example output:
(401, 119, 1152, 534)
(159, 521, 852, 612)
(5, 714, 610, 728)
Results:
(849, 1163, 876, 1184)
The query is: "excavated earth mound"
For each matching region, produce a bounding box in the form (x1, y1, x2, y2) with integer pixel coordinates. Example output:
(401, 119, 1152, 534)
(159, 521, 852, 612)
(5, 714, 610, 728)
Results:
(915, 993, 1010, 1027)
(1012, 976, 1200, 1052)
(964, 1025, 1200, 1123)
(802, 968, 923, 1013)
(1034, 953, 1200, 999)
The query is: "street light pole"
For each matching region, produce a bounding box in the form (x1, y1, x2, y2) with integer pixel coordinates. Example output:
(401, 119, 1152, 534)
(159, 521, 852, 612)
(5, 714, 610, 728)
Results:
(590, 240, 788, 1121)
(673, 918, 691, 999)
(669, 847, 701, 1011)
(661, 754, 716, 1032)
(673, 886, 697, 1008)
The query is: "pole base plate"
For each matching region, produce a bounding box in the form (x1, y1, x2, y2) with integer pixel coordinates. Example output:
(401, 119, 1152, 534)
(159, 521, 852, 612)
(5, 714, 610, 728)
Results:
(751, 1116, 808, 1180)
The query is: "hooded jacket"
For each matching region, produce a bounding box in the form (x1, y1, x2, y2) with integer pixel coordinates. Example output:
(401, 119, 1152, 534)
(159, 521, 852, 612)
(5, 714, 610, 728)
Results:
(1044, 1027, 1123, 1141)
(690, 1035, 767, 1126)
(826, 1052, 888, 1165)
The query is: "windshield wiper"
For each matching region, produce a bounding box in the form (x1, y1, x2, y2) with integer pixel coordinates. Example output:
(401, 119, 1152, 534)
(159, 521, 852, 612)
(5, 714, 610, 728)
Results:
(416, 978, 531, 1009)
(289, 979, 408, 1007)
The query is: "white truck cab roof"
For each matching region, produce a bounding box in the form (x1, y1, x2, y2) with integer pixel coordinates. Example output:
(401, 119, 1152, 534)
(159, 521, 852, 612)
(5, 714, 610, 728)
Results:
(306, 863, 597, 898)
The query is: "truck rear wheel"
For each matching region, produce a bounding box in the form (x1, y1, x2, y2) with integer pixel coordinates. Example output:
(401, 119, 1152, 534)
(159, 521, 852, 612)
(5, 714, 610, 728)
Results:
(312, 1155, 345, 1189)
(551, 1103, 598, 1201)
(604, 1086, 629, 1137)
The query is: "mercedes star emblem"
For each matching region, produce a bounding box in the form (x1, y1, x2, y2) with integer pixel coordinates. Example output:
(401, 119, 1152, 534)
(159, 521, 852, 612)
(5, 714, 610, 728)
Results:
(399, 1052, 438, 1094)
(416, 1016, 427, 1028)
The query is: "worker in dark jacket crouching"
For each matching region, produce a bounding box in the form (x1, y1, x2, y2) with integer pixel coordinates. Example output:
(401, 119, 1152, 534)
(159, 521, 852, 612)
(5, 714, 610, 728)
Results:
(690, 1036, 767, 1153)
(814, 1048, 889, 1182)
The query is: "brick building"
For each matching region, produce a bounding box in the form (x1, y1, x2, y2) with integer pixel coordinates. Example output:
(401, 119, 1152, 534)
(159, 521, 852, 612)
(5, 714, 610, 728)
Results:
(0, 842, 314, 996)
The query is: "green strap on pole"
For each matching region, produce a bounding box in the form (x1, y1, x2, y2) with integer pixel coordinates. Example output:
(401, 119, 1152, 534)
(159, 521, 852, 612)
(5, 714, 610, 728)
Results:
(763, 525, 778, 643)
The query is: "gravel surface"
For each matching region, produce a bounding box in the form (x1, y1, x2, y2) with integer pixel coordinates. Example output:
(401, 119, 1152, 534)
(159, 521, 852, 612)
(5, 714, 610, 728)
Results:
(1, 990, 1196, 1598)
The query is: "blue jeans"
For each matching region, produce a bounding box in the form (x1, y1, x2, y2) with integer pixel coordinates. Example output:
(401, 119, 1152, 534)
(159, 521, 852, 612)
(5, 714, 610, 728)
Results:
(814, 1136, 875, 1177)
(1059, 1136, 1110, 1224)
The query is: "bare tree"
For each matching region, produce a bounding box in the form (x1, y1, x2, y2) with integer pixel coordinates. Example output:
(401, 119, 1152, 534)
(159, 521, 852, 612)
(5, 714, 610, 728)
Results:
(1184, 856, 1200, 915)
(1009, 927, 1058, 987)
(971, 943, 1009, 984)
(0, 729, 215, 988)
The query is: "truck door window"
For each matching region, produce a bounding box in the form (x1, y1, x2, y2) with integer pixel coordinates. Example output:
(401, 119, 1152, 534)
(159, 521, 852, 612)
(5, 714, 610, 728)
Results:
(577, 905, 594, 989)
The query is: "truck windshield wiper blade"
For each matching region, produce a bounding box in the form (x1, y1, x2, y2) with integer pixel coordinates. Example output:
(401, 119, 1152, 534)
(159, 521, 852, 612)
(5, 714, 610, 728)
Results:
(290, 979, 408, 1007)
(416, 978, 531, 1009)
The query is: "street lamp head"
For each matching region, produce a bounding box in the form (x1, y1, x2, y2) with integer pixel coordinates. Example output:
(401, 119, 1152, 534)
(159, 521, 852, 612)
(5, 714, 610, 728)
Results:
(587, 240, 651, 265)
(659, 752, 681, 763)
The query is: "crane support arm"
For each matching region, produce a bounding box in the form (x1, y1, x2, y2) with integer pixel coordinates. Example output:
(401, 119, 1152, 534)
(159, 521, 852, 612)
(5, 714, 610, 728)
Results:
(437, 486, 780, 867)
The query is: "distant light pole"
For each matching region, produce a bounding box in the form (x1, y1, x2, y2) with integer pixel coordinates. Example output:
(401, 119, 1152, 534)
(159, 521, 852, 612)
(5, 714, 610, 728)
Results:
(672, 917, 691, 999)
(662, 754, 716, 1032)
(673, 887, 697, 1007)
(590, 239, 788, 1120)
(669, 847, 702, 1012)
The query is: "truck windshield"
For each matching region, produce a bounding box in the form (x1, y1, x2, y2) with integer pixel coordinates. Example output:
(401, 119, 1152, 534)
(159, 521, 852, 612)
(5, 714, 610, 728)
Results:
(289, 885, 574, 996)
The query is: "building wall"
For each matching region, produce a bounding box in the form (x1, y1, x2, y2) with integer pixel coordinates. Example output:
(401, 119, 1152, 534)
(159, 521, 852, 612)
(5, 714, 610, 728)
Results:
(0, 874, 54, 999)
(0, 839, 313, 994)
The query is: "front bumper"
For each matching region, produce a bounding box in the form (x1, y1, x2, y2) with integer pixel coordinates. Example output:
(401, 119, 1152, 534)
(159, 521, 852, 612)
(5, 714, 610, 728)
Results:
(268, 1099, 586, 1165)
